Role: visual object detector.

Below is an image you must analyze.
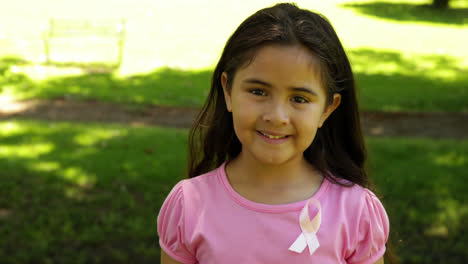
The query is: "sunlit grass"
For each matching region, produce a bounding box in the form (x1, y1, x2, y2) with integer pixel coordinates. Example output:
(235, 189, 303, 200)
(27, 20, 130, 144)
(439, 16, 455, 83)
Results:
(0, 142, 54, 158)
(350, 49, 466, 80)
(29, 161, 60, 172)
(0, 121, 24, 134)
(9, 64, 85, 80)
(348, 49, 468, 111)
(73, 128, 125, 146)
(62, 167, 96, 186)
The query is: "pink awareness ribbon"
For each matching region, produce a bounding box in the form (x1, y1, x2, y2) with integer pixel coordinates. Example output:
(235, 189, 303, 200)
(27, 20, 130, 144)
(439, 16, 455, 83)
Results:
(288, 198, 321, 255)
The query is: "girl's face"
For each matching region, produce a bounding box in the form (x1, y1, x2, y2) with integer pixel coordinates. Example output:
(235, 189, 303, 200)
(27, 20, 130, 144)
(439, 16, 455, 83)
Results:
(221, 44, 341, 166)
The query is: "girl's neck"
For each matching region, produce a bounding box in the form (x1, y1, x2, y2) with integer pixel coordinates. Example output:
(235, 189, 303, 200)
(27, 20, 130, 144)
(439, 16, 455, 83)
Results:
(225, 151, 324, 205)
(227, 151, 321, 189)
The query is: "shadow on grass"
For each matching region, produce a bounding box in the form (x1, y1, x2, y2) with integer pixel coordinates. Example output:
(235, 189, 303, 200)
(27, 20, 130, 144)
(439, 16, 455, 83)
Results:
(347, 48, 468, 112)
(367, 138, 468, 263)
(0, 57, 212, 108)
(0, 121, 188, 263)
(0, 56, 31, 94)
(340, 1, 468, 25)
(2, 51, 468, 113)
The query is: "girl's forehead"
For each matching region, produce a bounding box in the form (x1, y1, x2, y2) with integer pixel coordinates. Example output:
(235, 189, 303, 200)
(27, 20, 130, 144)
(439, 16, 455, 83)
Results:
(235, 44, 323, 85)
(255, 45, 317, 64)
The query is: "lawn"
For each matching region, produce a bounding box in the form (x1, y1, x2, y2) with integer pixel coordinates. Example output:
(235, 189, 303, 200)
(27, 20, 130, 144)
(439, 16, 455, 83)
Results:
(1, 120, 467, 263)
(1, 49, 467, 111)
(0, 58, 212, 108)
(367, 137, 468, 263)
(0, 1, 467, 263)
(1, 0, 467, 111)
(0, 120, 187, 263)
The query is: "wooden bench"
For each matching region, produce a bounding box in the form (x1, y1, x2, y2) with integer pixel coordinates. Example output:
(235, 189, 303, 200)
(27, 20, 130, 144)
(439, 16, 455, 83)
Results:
(43, 19, 126, 67)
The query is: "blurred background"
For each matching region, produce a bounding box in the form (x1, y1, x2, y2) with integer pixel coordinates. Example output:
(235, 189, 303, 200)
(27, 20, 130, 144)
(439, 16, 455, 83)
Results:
(0, 0, 467, 263)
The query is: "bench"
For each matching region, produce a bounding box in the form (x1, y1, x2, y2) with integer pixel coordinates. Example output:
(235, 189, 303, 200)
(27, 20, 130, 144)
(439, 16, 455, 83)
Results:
(43, 19, 126, 67)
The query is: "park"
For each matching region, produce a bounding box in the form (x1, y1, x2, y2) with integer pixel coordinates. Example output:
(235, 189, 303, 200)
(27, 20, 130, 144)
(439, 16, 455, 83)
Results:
(0, 0, 467, 263)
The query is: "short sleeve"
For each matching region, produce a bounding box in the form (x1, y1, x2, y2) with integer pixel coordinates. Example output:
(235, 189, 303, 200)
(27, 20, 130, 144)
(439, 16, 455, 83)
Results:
(346, 189, 390, 264)
(157, 181, 196, 264)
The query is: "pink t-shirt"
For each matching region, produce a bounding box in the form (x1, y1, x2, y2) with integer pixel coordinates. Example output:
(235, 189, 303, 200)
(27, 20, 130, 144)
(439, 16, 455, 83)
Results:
(157, 163, 389, 264)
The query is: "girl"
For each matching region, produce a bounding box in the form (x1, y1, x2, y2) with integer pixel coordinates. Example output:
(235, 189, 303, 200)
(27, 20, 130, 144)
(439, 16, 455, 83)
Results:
(158, 3, 390, 264)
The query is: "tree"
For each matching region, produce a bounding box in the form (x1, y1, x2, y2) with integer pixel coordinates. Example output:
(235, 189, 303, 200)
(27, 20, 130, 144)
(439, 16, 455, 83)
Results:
(432, 0, 450, 9)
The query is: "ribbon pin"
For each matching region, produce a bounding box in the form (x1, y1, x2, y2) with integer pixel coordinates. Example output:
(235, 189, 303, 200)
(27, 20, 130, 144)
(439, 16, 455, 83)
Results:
(288, 198, 321, 255)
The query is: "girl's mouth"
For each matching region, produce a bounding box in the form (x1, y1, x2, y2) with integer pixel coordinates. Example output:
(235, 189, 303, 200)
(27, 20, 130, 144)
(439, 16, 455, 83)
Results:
(258, 131, 290, 139)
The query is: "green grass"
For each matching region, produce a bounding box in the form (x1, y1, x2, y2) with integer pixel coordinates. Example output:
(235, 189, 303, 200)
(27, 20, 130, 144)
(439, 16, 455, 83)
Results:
(0, 120, 188, 263)
(1, 120, 467, 263)
(349, 49, 468, 112)
(0, 57, 211, 108)
(2, 49, 467, 111)
(367, 137, 468, 263)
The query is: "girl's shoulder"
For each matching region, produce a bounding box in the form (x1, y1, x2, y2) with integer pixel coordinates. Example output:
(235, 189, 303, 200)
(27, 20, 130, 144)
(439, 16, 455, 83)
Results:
(325, 177, 386, 216)
(160, 165, 225, 209)
(325, 176, 376, 201)
(324, 178, 390, 263)
(175, 166, 223, 194)
(157, 166, 225, 263)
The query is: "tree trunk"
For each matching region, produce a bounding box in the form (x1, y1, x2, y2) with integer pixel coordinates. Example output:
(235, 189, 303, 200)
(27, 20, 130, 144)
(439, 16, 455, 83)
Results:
(432, 0, 450, 9)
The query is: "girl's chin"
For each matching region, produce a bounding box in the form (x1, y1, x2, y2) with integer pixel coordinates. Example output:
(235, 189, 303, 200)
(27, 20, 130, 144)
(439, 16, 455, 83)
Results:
(252, 154, 300, 167)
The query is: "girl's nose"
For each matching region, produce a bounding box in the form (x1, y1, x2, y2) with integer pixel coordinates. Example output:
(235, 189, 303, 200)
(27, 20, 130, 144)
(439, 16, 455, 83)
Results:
(262, 101, 290, 126)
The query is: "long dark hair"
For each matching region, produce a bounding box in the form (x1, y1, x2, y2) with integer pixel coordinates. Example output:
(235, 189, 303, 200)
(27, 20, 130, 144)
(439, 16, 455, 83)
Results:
(187, 4, 397, 262)
(188, 3, 366, 187)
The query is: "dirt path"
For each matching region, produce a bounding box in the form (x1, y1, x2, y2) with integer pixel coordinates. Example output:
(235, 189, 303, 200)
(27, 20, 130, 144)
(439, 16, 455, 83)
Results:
(1, 99, 467, 139)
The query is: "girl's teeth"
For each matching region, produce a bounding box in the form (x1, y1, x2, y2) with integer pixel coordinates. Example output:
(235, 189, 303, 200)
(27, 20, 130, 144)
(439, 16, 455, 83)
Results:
(260, 131, 286, 139)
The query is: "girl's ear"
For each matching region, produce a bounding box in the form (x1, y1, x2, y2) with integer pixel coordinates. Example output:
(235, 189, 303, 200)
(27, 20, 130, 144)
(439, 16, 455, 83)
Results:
(221, 72, 232, 112)
(319, 93, 341, 128)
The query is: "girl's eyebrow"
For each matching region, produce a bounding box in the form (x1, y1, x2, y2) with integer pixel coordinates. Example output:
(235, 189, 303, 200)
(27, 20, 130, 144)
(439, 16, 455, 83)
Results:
(243, 78, 272, 87)
(243, 78, 318, 96)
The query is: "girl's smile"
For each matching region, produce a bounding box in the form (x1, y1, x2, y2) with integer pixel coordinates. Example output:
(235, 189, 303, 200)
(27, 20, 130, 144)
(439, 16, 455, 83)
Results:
(257, 130, 291, 144)
(221, 44, 341, 166)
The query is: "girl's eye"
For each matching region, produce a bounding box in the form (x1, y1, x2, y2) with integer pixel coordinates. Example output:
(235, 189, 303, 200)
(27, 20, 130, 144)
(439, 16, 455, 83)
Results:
(250, 89, 266, 96)
(292, 96, 309, 104)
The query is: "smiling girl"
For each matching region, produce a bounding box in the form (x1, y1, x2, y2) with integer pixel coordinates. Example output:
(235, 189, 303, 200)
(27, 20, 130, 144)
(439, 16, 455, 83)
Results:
(158, 3, 391, 264)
